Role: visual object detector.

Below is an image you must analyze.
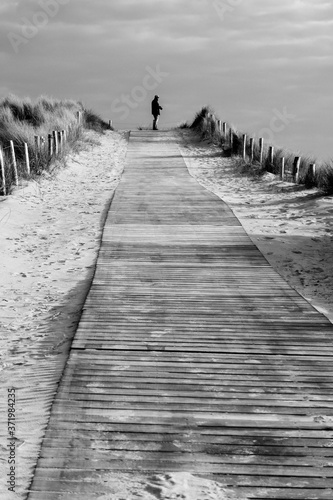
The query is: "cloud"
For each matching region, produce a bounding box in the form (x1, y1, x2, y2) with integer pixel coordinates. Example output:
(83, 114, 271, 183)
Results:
(0, 0, 332, 157)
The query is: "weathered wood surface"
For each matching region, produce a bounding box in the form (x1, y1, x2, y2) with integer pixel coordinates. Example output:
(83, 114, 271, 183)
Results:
(28, 131, 333, 499)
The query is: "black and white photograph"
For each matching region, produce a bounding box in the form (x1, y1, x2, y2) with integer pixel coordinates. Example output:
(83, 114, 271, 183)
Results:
(1, 1, 333, 499)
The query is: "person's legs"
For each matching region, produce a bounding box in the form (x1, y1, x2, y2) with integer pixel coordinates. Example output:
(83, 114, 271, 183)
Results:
(153, 115, 159, 130)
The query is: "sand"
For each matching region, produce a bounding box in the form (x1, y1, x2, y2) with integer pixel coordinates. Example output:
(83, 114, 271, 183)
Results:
(93, 472, 248, 499)
(0, 130, 128, 498)
(0, 127, 332, 499)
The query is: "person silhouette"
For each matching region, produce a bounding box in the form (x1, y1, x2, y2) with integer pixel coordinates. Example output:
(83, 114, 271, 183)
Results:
(151, 95, 163, 130)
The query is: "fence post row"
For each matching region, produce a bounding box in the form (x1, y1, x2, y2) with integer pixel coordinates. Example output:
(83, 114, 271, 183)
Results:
(216, 119, 321, 189)
(0, 129, 69, 195)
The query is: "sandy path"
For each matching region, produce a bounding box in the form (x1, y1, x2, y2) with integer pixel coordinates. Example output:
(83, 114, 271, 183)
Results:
(178, 129, 333, 323)
(0, 130, 128, 498)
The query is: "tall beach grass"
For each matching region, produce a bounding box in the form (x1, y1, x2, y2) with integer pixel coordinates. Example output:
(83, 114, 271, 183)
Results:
(187, 107, 333, 194)
(0, 94, 110, 194)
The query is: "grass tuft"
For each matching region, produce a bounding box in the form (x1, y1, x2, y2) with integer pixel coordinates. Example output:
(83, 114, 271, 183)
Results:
(84, 108, 110, 132)
(0, 94, 110, 194)
(188, 106, 333, 192)
(177, 121, 189, 129)
(316, 161, 333, 194)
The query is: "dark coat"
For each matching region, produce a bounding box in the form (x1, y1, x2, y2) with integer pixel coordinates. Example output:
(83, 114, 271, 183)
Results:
(152, 98, 162, 116)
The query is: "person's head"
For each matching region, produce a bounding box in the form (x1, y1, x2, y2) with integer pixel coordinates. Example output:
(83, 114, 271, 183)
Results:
(154, 95, 159, 100)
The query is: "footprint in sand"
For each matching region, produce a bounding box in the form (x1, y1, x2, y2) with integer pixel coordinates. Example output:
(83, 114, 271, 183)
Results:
(144, 473, 248, 500)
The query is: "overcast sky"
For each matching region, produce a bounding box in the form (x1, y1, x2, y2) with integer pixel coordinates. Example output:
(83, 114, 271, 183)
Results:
(1, 0, 332, 160)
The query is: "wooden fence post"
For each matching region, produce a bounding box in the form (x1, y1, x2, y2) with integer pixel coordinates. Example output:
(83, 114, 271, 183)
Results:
(222, 122, 227, 136)
(9, 141, 18, 186)
(280, 157, 285, 180)
(53, 131, 59, 156)
(109, 120, 112, 129)
(259, 138, 264, 164)
(242, 134, 247, 160)
(62, 130, 67, 145)
(249, 138, 254, 162)
(48, 134, 54, 157)
(293, 156, 301, 183)
(58, 131, 63, 153)
(268, 146, 274, 166)
(229, 128, 233, 150)
(210, 115, 216, 134)
(77, 111, 82, 124)
(0, 146, 6, 195)
(34, 135, 41, 152)
(310, 163, 316, 179)
(24, 143, 30, 175)
(217, 120, 222, 134)
(61, 130, 66, 149)
(58, 132, 61, 153)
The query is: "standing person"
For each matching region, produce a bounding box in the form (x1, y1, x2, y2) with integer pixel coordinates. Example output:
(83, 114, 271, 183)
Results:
(151, 95, 163, 130)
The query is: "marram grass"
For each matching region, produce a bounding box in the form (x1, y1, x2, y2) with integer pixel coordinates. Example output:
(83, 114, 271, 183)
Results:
(188, 107, 333, 194)
(0, 94, 110, 193)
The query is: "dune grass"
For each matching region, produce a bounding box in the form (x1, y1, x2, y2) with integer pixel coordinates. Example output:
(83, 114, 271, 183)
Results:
(0, 94, 110, 194)
(187, 107, 333, 194)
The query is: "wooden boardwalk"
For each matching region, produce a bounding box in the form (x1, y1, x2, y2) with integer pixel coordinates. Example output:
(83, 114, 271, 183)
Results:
(28, 131, 333, 499)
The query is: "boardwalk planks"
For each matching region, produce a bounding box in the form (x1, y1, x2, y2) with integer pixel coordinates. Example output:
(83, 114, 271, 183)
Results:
(28, 131, 333, 499)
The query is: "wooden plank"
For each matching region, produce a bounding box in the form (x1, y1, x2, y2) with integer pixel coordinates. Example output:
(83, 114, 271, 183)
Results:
(33, 457, 333, 476)
(59, 385, 333, 401)
(26, 488, 333, 500)
(37, 449, 333, 470)
(41, 409, 333, 428)
(45, 421, 333, 439)
(40, 435, 333, 453)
